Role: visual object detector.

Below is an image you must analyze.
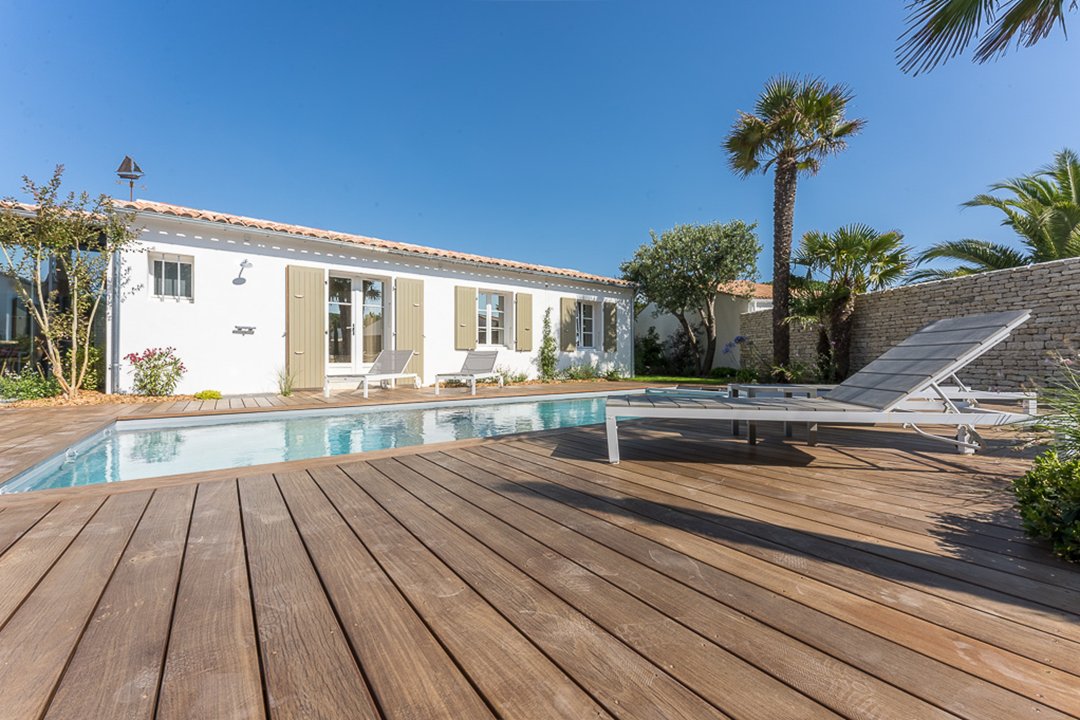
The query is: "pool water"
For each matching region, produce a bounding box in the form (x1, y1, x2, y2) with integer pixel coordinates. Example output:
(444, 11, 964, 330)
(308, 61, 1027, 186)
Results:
(2, 394, 617, 494)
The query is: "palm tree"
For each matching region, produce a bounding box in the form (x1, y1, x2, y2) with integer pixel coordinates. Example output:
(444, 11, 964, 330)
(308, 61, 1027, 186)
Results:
(898, 0, 1076, 75)
(725, 76, 866, 376)
(911, 148, 1080, 281)
(792, 224, 910, 380)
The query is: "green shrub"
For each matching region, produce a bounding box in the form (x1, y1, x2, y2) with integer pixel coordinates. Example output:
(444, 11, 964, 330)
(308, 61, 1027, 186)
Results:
(538, 308, 558, 380)
(193, 389, 222, 400)
(561, 363, 601, 381)
(634, 327, 666, 375)
(1042, 355, 1080, 458)
(0, 365, 62, 400)
(734, 367, 759, 384)
(496, 366, 530, 385)
(602, 366, 627, 382)
(770, 361, 814, 384)
(125, 347, 186, 396)
(1013, 451, 1080, 562)
(709, 366, 738, 380)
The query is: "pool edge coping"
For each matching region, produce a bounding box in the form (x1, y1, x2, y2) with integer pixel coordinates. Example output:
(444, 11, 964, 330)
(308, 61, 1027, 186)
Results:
(0, 385, 658, 502)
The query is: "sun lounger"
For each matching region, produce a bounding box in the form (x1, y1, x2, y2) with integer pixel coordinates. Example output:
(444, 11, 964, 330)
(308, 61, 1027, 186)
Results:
(324, 349, 418, 399)
(606, 310, 1035, 462)
(435, 351, 503, 395)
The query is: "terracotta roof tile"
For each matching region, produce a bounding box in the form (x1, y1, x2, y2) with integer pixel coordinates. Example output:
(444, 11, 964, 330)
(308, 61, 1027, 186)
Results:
(718, 281, 772, 299)
(121, 200, 631, 287)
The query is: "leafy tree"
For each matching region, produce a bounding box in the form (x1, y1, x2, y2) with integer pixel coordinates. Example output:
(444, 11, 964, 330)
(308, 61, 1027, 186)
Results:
(898, 0, 1076, 75)
(621, 220, 760, 375)
(725, 76, 866, 376)
(911, 148, 1080, 281)
(792, 224, 911, 380)
(0, 166, 140, 399)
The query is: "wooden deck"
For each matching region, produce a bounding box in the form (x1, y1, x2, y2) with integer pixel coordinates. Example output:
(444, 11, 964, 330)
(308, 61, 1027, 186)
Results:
(0, 415, 1076, 720)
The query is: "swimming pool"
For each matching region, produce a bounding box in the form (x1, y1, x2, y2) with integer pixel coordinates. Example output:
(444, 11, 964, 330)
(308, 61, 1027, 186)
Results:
(1, 392, 630, 494)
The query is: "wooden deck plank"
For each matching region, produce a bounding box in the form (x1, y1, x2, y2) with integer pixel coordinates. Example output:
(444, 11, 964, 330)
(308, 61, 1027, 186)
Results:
(156, 480, 265, 720)
(389, 454, 886, 719)
(401, 452, 982, 719)
(500, 437, 1080, 644)
(563, 422, 1032, 530)
(309, 464, 614, 720)
(276, 470, 496, 720)
(44, 485, 196, 720)
(0, 501, 54, 556)
(238, 474, 381, 719)
(0, 491, 150, 720)
(552, 430, 1074, 584)
(448, 445, 1080, 718)
(0, 497, 104, 629)
(347, 460, 730, 720)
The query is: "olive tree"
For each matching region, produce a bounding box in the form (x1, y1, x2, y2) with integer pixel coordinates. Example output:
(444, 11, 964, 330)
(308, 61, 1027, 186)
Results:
(621, 220, 760, 375)
(0, 166, 140, 399)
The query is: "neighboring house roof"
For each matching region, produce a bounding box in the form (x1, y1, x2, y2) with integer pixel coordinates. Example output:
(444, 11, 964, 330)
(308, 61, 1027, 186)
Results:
(120, 199, 631, 287)
(718, 281, 772, 299)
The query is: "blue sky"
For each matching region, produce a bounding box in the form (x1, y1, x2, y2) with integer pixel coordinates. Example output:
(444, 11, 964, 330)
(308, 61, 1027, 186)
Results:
(2, 1, 1077, 280)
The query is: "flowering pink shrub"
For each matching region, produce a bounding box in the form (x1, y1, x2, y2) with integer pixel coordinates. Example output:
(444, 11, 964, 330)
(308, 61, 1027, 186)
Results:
(124, 347, 186, 396)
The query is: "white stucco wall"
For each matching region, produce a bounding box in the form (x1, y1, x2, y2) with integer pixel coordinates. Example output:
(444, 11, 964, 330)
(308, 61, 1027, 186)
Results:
(111, 215, 633, 395)
(635, 295, 771, 370)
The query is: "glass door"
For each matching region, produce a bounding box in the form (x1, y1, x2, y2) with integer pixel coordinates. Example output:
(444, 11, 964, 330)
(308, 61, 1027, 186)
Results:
(328, 276, 386, 372)
(328, 276, 354, 368)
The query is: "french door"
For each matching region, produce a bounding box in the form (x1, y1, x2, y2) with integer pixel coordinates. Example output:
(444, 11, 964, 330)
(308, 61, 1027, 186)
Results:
(328, 275, 384, 372)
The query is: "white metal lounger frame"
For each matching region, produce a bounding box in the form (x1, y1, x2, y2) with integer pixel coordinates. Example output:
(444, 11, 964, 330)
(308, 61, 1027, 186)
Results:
(606, 310, 1034, 463)
(323, 350, 419, 399)
(434, 351, 504, 396)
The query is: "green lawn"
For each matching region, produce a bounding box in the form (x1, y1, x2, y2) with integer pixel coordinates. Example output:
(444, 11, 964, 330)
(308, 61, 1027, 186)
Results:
(631, 375, 732, 386)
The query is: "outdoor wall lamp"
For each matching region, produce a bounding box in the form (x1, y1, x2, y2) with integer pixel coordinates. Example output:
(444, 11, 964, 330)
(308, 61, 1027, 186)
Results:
(233, 259, 253, 285)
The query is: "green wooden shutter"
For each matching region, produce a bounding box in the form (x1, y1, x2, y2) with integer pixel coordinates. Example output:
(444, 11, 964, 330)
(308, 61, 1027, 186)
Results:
(395, 278, 424, 381)
(454, 286, 477, 350)
(560, 297, 577, 352)
(603, 301, 617, 352)
(515, 293, 533, 352)
(285, 266, 326, 390)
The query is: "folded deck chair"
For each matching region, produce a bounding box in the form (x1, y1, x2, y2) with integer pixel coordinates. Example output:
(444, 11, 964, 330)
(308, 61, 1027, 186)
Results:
(434, 351, 503, 395)
(323, 349, 418, 399)
(606, 310, 1035, 463)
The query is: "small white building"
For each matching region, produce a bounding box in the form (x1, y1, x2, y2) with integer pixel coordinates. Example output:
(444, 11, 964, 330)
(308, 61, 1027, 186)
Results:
(635, 282, 772, 370)
(106, 201, 634, 395)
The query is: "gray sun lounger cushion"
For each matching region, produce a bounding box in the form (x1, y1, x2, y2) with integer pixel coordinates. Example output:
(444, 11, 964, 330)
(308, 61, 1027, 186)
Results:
(435, 351, 502, 395)
(458, 351, 499, 375)
(825, 310, 1031, 411)
(368, 349, 416, 376)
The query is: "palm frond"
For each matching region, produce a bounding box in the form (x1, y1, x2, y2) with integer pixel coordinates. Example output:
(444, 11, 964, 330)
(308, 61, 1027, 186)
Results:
(914, 238, 1029, 273)
(897, 0, 1074, 74)
(906, 266, 983, 282)
(975, 0, 1074, 62)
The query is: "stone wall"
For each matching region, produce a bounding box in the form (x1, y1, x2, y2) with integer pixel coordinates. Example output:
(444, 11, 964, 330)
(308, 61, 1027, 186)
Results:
(739, 256, 1080, 389)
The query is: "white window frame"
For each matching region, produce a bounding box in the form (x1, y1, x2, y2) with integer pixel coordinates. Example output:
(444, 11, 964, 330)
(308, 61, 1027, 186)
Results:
(327, 274, 387, 372)
(577, 300, 596, 349)
(477, 290, 508, 347)
(149, 253, 194, 301)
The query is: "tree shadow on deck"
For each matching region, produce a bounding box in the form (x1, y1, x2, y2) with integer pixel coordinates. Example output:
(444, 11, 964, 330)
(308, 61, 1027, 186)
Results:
(505, 427, 1079, 622)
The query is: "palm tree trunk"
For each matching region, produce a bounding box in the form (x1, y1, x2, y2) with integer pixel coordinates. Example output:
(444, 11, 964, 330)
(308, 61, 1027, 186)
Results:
(772, 158, 798, 377)
(830, 296, 856, 380)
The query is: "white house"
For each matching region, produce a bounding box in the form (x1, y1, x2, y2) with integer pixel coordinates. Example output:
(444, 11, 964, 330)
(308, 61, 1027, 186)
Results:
(635, 282, 772, 370)
(105, 200, 634, 395)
